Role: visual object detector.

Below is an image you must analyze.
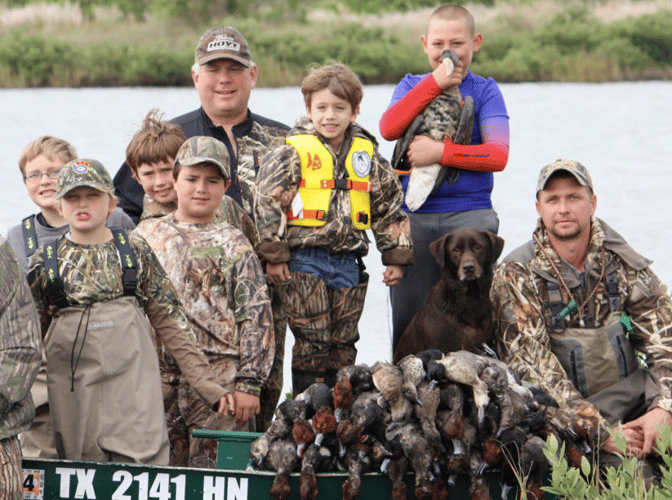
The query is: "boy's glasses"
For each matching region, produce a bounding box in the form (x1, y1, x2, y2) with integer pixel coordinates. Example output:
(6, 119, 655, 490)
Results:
(24, 169, 61, 182)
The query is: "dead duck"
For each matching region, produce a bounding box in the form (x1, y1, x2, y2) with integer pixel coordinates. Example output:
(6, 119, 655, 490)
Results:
(391, 49, 475, 211)
(266, 438, 299, 500)
(372, 362, 413, 426)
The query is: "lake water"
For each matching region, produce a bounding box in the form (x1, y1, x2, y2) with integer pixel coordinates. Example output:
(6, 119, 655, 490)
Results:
(2, 82, 672, 398)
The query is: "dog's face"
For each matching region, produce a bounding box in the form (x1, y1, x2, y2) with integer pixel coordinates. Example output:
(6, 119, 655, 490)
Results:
(429, 228, 505, 281)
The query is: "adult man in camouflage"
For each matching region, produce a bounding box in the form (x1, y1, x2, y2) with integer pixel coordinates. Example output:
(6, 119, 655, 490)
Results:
(0, 238, 41, 498)
(491, 159, 672, 465)
(114, 26, 289, 431)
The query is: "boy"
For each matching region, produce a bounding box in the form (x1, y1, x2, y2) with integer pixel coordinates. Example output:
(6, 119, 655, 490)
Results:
(256, 63, 413, 393)
(379, 4, 510, 351)
(8, 136, 134, 274)
(27, 159, 231, 464)
(134, 136, 275, 468)
(7, 136, 134, 459)
(128, 109, 257, 243)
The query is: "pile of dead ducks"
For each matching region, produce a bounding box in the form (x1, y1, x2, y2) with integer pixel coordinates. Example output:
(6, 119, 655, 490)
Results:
(250, 348, 591, 500)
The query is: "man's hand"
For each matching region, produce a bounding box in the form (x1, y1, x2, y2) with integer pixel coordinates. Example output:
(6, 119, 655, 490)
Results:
(383, 265, 403, 287)
(620, 407, 672, 457)
(266, 262, 290, 286)
(407, 136, 444, 168)
(217, 393, 235, 416)
(233, 390, 260, 427)
(602, 426, 644, 457)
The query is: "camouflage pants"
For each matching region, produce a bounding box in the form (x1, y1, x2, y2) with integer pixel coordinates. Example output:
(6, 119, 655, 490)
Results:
(1, 436, 21, 500)
(284, 270, 368, 393)
(177, 357, 253, 469)
(161, 371, 188, 467)
(256, 284, 287, 433)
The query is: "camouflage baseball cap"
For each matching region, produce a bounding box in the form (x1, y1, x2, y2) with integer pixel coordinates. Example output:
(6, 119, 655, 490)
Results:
(56, 159, 114, 199)
(195, 27, 253, 68)
(536, 159, 593, 196)
(175, 136, 231, 180)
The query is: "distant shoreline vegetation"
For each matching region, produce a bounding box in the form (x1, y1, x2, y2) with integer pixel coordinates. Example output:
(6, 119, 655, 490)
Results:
(1, 1, 672, 87)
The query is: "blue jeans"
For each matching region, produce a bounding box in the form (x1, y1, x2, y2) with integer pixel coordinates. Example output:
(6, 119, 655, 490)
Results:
(288, 248, 360, 289)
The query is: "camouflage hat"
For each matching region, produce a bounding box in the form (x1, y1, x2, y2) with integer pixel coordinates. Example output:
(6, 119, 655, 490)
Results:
(175, 136, 231, 180)
(56, 159, 114, 199)
(195, 27, 253, 68)
(536, 159, 593, 196)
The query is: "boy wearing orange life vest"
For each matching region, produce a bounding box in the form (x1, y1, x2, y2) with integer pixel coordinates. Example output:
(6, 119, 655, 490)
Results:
(255, 63, 413, 393)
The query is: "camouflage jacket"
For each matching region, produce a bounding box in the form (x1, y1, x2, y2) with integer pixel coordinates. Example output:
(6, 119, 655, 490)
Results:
(27, 233, 227, 406)
(0, 237, 41, 440)
(491, 218, 672, 434)
(133, 215, 274, 395)
(139, 194, 259, 247)
(255, 117, 413, 265)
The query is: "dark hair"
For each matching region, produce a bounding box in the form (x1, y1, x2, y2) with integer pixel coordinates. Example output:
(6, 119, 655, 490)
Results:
(126, 109, 186, 173)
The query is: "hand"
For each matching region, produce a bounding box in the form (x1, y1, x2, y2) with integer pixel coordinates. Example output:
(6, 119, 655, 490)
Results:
(383, 265, 403, 287)
(432, 60, 465, 89)
(233, 390, 260, 427)
(266, 262, 291, 286)
(621, 407, 672, 457)
(602, 426, 644, 457)
(217, 393, 235, 416)
(407, 136, 444, 168)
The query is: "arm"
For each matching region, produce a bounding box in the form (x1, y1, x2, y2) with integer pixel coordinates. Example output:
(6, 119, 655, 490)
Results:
(368, 152, 414, 267)
(231, 248, 275, 424)
(491, 262, 607, 434)
(255, 146, 296, 264)
(0, 241, 42, 418)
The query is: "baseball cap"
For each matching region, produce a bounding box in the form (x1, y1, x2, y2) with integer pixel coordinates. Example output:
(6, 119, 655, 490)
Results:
(56, 159, 114, 199)
(536, 159, 593, 196)
(195, 27, 253, 68)
(175, 136, 231, 180)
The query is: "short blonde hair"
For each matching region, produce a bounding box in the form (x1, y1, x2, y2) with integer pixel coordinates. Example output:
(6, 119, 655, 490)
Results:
(429, 4, 476, 37)
(126, 109, 186, 173)
(18, 136, 77, 177)
(301, 63, 363, 111)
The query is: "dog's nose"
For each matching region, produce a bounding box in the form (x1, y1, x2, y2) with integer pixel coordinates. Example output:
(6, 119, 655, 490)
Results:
(462, 263, 476, 275)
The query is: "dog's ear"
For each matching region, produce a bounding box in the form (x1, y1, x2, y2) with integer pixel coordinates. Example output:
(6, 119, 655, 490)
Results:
(486, 231, 505, 262)
(429, 234, 450, 268)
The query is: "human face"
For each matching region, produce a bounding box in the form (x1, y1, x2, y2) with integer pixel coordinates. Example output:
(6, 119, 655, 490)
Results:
(173, 163, 227, 224)
(192, 58, 258, 126)
(57, 186, 117, 243)
(133, 159, 176, 205)
(536, 176, 597, 241)
(24, 154, 65, 211)
(306, 88, 359, 151)
(422, 18, 482, 77)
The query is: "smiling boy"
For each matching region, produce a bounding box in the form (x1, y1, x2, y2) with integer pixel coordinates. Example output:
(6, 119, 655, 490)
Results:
(256, 63, 413, 393)
(379, 4, 510, 351)
(135, 136, 274, 467)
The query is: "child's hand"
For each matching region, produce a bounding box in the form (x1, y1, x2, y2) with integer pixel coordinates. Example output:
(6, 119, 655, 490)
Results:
(266, 262, 291, 286)
(233, 391, 260, 426)
(432, 60, 466, 89)
(408, 136, 444, 167)
(383, 265, 403, 287)
(218, 392, 236, 416)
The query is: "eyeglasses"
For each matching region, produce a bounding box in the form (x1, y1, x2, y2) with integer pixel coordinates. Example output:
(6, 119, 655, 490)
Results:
(24, 169, 61, 182)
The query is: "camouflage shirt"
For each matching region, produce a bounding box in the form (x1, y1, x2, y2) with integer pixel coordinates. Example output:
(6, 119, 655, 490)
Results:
(133, 215, 274, 395)
(139, 194, 259, 247)
(0, 237, 41, 440)
(491, 218, 672, 433)
(255, 117, 413, 265)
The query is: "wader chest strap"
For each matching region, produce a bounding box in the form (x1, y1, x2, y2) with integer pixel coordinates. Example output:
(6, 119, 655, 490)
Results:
(111, 229, 138, 298)
(606, 271, 620, 312)
(22, 215, 38, 258)
(44, 240, 68, 309)
(546, 281, 565, 332)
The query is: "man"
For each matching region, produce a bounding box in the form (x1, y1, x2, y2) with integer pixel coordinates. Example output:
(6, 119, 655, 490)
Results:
(491, 159, 672, 465)
(113, 26, 289, 431)
(0, 238, 41, 497)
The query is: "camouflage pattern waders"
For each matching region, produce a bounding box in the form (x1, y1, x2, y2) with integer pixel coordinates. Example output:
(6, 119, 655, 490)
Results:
(285, 271, 368, 394)
(0, 436, 21, 500)
(177, 357, 252, 469)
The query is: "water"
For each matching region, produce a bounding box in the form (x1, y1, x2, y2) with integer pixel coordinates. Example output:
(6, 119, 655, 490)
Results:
(2, 82, 672, 399)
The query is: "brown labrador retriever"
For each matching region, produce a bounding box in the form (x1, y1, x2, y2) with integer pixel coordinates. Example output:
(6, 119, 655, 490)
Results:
(393, 228, 504, 363)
